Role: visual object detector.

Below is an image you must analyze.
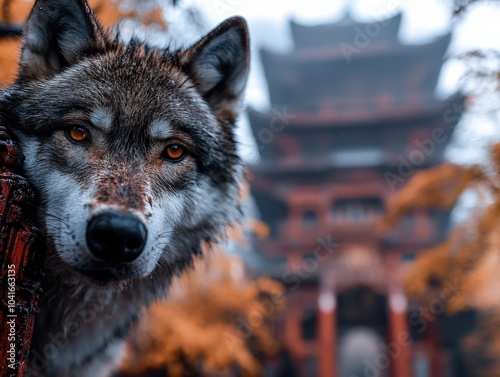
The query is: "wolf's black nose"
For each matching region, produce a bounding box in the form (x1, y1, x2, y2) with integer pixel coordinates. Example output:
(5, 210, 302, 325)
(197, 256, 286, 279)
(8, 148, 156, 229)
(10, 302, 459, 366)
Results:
(86, 211, 147, 264)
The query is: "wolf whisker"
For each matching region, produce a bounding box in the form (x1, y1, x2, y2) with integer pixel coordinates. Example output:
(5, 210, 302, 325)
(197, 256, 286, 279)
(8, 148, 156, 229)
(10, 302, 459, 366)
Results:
(26, 200, 71, 227)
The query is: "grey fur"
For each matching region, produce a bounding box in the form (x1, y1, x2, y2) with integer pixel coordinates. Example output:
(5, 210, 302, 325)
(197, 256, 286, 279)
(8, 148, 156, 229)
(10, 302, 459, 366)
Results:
(0, 0, 250, 376)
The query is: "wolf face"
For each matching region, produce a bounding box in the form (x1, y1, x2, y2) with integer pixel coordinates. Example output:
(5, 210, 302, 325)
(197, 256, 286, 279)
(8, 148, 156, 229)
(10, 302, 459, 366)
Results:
(0, 2, 249, 375)
(0, 0, 250, 287)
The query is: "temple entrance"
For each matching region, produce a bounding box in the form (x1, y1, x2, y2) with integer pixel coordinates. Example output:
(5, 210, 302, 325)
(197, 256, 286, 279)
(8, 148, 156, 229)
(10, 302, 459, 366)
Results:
(337, 286, 389, 377)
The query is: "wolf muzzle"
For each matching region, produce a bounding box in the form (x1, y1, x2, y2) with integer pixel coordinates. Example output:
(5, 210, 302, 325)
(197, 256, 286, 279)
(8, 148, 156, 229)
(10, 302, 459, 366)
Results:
(86, 211, 147, 265)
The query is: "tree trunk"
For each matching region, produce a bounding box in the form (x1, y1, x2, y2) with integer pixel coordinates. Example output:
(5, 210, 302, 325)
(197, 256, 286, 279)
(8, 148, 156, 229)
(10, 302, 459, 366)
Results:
(0, 125, 45, 377)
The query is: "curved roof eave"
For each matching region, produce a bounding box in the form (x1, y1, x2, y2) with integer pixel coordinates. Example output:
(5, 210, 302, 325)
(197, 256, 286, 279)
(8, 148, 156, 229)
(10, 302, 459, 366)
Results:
(247, 93, 465, 131)
(260, 32, 452, 66)
(289, 13, 403, 49)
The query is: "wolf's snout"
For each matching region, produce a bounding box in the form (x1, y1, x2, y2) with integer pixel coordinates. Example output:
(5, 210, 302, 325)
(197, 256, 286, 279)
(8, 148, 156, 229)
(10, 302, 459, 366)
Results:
(86, 211, 147, 265)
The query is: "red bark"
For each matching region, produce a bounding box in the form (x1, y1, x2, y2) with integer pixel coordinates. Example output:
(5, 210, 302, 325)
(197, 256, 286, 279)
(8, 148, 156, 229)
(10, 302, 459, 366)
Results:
(0, 125, 45, 377)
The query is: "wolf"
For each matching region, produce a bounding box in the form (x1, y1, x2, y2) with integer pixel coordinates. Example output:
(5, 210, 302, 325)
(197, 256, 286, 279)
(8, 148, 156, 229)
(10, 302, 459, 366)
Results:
(0, 0, 249, 376)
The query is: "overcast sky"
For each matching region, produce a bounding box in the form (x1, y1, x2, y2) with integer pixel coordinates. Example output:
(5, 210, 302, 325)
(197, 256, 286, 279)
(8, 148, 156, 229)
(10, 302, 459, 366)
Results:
(199, 0, 500, 107)
(162, 0, 500, 164)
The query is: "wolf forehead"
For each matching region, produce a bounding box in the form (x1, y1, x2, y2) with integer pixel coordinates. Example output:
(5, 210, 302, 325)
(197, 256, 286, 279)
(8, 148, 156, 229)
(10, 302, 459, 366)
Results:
(89, 107, 187, 141)
(21, 50, 217, 132)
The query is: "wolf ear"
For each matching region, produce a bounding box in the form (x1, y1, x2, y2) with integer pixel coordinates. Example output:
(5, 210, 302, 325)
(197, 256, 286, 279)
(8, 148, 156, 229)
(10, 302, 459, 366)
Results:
(18, 0, 104, 82)
(180, 17, 250, 122)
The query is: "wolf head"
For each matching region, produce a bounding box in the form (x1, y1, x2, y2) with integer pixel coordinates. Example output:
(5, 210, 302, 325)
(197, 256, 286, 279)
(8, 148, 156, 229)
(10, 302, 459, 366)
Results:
(0, 0, 249, 286)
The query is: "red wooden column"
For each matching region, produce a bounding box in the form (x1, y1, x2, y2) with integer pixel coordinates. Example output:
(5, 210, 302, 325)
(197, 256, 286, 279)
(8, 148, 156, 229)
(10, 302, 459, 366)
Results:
(0, 126, 45, 377)
(284, 305, 302, 356)
(388, 292, 413, 377)
(427, 321, 444, 377)
(318, 291, 336, 377)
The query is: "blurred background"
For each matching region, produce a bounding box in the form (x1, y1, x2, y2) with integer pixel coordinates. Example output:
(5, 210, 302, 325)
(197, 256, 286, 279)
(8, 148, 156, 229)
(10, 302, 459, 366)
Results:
(2, 0, 500, 376)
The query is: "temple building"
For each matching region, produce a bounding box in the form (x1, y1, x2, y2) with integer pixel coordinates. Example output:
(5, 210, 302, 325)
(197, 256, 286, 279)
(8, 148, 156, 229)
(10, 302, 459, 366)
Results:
(248, 13, 465, 377)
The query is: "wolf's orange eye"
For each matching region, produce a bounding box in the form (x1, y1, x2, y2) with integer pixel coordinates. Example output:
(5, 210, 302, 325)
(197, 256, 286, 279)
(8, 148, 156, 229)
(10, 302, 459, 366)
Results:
(162, 144, 186, 161)
(66, 127, 90, 143)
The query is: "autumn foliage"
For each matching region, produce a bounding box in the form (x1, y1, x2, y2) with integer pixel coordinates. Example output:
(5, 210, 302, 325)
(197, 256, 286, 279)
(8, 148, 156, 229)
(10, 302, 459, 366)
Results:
(0, 0, 166, 86)
(120, 253, 283, 377)
(382, 143, 500, 312)
(381, 136, 500, 376)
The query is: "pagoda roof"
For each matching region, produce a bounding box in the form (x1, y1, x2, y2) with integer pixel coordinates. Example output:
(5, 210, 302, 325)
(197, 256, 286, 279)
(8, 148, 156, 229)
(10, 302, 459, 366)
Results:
(290, 13, 403, 50)
(248, 93, 464, 132)
(260, 33, 451, 107)
(249, 154, 450, 177)
(261, 31, 450, 65)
